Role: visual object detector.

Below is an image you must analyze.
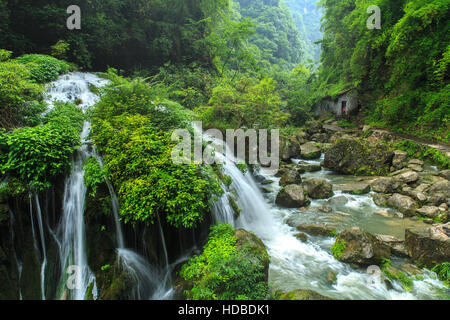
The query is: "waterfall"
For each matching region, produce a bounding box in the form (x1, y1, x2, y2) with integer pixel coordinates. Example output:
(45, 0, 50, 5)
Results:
(45, 72, 108, 300)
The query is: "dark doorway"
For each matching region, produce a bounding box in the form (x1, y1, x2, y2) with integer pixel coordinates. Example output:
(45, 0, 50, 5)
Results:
(341, 101, 347, 114)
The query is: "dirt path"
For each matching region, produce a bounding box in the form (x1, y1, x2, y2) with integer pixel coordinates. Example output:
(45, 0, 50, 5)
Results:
(371, 128, 450, 157)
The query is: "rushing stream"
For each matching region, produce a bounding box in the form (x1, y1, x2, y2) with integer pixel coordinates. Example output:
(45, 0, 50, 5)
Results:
(35, 72, 447, 300)
(206, 132, 448, 300)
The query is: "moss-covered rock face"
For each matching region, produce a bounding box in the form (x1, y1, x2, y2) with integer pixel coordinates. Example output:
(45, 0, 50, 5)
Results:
(332, 227, 391, 266)
(275, 185, 311, 208)
(300, 142, 322, 160)
(324, 138, 394, 176)
(302, 178, 334, 199)
(405, 224, 450, 268)
(234, 229, 270, 281)
(279, 289, 333, 300)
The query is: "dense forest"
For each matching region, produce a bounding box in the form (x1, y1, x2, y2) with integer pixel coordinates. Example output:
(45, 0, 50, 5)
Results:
(0, 0, 449, 302)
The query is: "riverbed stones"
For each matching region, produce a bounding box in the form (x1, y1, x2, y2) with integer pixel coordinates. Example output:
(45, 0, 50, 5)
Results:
(295, 232, 308, 242)
(279, 170, 302, 187)
(296, 224, 337, 237)
(392, 150, 408, 169)
(333, 227, 391, 265)
(324, 138, 394, 176)
(334, 183, 370, 195)
(371, 177, 401, 194)
(300, 142, 322, 160)
(275, 185, 311, 208)
(303, 178, 334, 199)
(371, 193, 389, 207)
(391, 169, 419, 184)
(405, 223, 450, 267)
(280, 136, 301, 161)
(387, 194, 418, 216)
(416, 206, 440, 219)
(428, 180, 450, 198)
(375, 235, 408, 257)
(296, 163, 321, 172)
(438, 170, 450, 181)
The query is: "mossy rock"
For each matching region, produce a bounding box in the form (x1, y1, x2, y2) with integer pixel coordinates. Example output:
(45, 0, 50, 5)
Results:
(279, 289, 334, 300)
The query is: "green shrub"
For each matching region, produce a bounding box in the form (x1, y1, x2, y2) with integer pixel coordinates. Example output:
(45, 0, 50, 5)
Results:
(432, 262, 450, 287)
(0, 59, 46, 128)
(15, 54, 73, 83)
(393, 140, 449, 169)
(0, 103, 84, 190)
(180, 224, 269, 300)
(83, 158, 107, 198)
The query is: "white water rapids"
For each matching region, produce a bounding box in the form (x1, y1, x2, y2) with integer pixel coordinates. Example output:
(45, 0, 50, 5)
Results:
(37, 72, 447, 300)
(205, 132, 449, 300)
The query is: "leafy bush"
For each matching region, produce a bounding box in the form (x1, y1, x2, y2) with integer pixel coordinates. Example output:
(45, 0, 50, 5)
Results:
(91, 73, 221, 228)
(0, 103, 84, 190)
(83, 158, 107, 198)
(15, 54, 73, 83)
(0, 59, 46, 128)
(180, 224, 269, 300)
(393, 140, 449, 169)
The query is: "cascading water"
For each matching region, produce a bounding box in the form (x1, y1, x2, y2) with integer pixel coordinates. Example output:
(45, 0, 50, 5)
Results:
(204, 131, 448, 300)
(45, 72, 108, 300)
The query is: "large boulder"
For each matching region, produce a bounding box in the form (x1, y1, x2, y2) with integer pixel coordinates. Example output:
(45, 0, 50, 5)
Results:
(438, 170, 450, 181)
(371, 177, 401, 194)
(296, 163, 322, 173)
(279, 170, 302, 187)
(296, 224, 337, 237)
(391, 169, 419, 184)
(375, 235, 409, 258)
(300, 142, 322, 160)
(280, 136, 301, 161)
(392, 150, 408, 169)
(275, 185, 311, 208)
(405, 223, 450, 268)
(279, 289, 333, 300)
(416, 206, 441, 219)
(303, 178, 334, 199)
(235, 229, 270, 281)
(387, 194, 418, 216)
(334, 183, 371, 195)
(429, 180, 450, 198)
(332, 227, 391, 265)
(324, 138, 394, 176)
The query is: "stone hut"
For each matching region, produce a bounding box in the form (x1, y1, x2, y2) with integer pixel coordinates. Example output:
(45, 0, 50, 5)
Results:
(314, 87, 359, 117)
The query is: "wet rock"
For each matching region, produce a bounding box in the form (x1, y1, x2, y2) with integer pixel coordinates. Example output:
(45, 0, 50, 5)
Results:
(391, 170, 419, 184)
(295, 232, 308, 242)
(328, 195, 349, 206)
(279, 289, 333, 300)
(333, 227, 391, 266)
(438, 170, 450, 181)
(371, 177, 401, 194)
(296, 163, 321, 173)
(334, 183, 371, 195)
(305, 120, 323, 135)
(428, 193, 448, 207)
(429, 180, 450, 197)
(324, 138, 394, 176)
(327, 271, 337, 285)
(416, 206, 440, 219)
(300, 142, 322, 160)
(409, 159, 424, 166)
(405, 223, 450, 267)
(280, 136, 301, 161)
(408, 164, 424, 172)
(375, 235, 409, 258)
(387, 194, 418, 216)
(296, 224, 337, 237)
(371, 193, 390, 207)
(303, 178, 334, 199)
(375, 209, 391, 217)
(392, 150, 408, 169)
(279, 170, 302, 187)
(275, 185, 311, 208)
(318, 205, 333, 213)
(400, 264, 422, 276)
